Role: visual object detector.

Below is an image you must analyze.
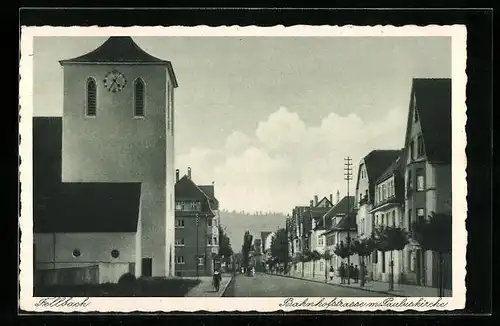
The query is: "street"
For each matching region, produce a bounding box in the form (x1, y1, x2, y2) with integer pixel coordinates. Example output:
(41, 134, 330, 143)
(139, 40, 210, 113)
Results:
(224, 273, 387, 297)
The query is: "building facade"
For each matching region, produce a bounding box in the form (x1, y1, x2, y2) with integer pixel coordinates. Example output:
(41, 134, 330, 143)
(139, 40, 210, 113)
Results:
(354, 149, 402, 280)
(323, 196, 358, 273)
(370, 152, 406, 283)
(34, 37, 178, 284)
(402, 78, 452, 289)
(174, 168, 218, 277)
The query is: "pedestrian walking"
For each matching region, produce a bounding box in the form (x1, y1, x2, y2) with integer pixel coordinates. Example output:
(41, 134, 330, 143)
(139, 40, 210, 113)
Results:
(354, 265, 359, 283)
(329, 266, 334, 281)
(339, 263, 345, 284)
(349, 263, 355, 282)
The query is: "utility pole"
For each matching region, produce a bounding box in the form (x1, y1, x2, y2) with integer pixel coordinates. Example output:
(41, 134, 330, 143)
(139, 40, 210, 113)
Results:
(196, 214, 199, 279)
(344, 156, 353, 285)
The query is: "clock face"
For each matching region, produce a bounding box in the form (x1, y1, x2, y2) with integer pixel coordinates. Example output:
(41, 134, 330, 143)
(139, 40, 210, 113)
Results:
(104, 70, 127, 93)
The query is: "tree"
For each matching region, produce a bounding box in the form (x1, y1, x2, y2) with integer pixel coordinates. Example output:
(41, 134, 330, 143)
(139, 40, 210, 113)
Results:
(310, 250, 322, 279)
(242, 231, 253, 274)
(271, 228, 290, 274)
(218, 225, 233, 265)
(372, 225, 409, 291)
(351, 237, 376, 286)
(412, 212, 452, 296)
(322, 250, 332, 282)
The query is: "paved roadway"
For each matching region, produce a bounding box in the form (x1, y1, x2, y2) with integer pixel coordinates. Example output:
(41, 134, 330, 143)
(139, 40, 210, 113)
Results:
(224, 273, 386, 297)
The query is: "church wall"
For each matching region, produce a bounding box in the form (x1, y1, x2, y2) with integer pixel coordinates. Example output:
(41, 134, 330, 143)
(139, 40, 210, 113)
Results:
(60, 63, 175, 278)
(34, 232, 137, 283)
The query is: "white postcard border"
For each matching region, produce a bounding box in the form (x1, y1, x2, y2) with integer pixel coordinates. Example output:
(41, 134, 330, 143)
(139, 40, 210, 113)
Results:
(19, 25, 467, 312)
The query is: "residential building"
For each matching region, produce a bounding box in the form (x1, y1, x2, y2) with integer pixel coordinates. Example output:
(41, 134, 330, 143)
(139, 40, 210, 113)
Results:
(198, 182, 221, 271)
(354, 149, 402, 280)
(402, 78, 452, 289)
(323, 196, 357, 272)
(370, 151, 406, 283)
(174, 168, 218, 277)
(34, 37, 178, 285)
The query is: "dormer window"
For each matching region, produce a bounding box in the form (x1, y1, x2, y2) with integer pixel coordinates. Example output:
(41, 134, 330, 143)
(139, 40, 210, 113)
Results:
(86, 78, 97, 117)
(134, 78, 145, 117)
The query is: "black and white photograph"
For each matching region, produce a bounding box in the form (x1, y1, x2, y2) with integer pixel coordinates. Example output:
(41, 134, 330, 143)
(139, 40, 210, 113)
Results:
(19, 25, 467, 312)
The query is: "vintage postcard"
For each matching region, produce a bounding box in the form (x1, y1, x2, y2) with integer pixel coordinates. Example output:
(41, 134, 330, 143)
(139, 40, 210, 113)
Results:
(19, 25, 467, 312)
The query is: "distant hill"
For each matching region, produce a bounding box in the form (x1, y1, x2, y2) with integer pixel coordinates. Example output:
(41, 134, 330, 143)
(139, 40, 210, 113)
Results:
(217, 209, 287, 251)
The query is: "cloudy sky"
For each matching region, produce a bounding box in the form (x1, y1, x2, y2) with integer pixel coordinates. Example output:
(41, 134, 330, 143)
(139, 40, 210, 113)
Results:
(33, 36, 451, 214)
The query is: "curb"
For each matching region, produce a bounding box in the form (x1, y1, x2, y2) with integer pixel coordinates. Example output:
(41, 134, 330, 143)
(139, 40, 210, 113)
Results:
(270, 273, 406, 297)
(219, 275, 235, 297)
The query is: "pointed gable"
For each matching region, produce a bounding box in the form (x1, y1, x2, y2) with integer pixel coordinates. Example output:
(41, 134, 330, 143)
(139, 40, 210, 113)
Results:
(322, 196, 355, 229)
(316, 196, 333, 208)
(404, 78, 452, 164)
(59, 36, 178, 87)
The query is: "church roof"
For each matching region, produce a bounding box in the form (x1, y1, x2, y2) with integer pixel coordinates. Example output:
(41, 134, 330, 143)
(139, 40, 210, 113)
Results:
(35, 183, 142, 233)
(33, 117, 142, 233)
(59, 36, 178, 87)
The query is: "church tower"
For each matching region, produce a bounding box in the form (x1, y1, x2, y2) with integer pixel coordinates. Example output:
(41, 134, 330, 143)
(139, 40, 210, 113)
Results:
(59, 37, 178, 277)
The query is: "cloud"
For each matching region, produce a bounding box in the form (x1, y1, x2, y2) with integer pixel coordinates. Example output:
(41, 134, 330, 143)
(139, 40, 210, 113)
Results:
(177, 106, 407, 213)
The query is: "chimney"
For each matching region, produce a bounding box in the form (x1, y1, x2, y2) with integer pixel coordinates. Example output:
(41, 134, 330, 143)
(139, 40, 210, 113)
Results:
(187, 167, 192, 179)
(310, 200, 314, 207)
(329, 193, 333, 203)
(175, 169, 180, 182)
(336, 190, 340, 204)
(314, 195, 318, 206)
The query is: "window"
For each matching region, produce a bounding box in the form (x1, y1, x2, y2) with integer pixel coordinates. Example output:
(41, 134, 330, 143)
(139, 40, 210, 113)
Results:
(389, 180, 394, 197)
(407, 170, 413, 190)
(175, 201, 201, 211)
(377, 186, 381, 203)
(72, 249, 81, 258)
(213, 237, 218, 246)
(207, 237, 212, 246)
(111, 249, 120, 258)
(175, 219, 185, 228)
(320, 261, 324, 271)
(85, 78, 97, 116)
(197, 257, 204, 266)
(207, 219, 212, 227)
(382, 184, 387, 201)
(318, 237, 324, 246)
(392, 210, 396, 227)
(409, 140, 415, 160)
(134, 78, 145, 117)
(417, 208, 425, 222)
(175, 238, 185, 246)
(417, 169, 425, 191)
(175, 256, 185, 264)
(417, 135, 425, 157)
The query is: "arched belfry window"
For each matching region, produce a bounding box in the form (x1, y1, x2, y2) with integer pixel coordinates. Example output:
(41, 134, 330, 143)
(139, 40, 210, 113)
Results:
(86, 78, 97, 117)
(134, 78, 145, 117)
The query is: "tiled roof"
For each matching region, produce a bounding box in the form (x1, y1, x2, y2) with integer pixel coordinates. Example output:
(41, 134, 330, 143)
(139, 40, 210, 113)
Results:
(364, 150, 402, 183)
(33, 117, 142, 233)
(199, 185, 219, 210)
(411, 78, 452, 164)
(376, 151, 404, 184)
(331, 212, 357, 231)
(175, 176, 215, 216)
(59, 37, 178, 87)
(35, 183, 141, 233)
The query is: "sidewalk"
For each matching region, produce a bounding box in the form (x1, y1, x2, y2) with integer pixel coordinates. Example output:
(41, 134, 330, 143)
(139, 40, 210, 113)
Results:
(275, 272, 452, 297)
(185, 274, 233, 297)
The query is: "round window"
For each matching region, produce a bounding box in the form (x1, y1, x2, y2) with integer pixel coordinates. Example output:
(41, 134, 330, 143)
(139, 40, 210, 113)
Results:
(72, 249, 81, 258)
(111, 249, 120, 258)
